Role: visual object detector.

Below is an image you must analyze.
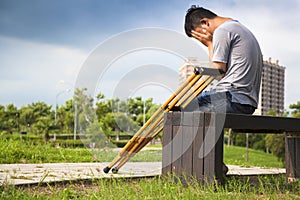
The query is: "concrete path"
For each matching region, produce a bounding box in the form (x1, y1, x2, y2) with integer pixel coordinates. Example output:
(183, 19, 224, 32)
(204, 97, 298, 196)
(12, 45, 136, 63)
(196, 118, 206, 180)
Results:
(0, 162, 285, 186)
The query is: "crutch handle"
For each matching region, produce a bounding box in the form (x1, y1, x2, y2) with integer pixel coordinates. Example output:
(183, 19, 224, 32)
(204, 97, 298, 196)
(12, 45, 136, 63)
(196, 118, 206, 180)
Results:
(194, 66, 202, 75)
(194, 66, 225, 76)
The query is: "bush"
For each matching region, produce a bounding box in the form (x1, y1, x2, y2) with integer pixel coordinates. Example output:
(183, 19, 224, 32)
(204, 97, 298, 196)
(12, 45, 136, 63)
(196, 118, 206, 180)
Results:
(111, 140, 128, 147)
(265, 134, 285, 162)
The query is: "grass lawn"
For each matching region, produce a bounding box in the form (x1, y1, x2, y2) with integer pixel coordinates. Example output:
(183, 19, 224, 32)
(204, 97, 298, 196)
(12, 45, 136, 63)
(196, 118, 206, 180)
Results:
(1, 175, 300, 199)
(0, 136, 283, 168)
(0, 136, 296, 199)
(224, 145, 284, 168)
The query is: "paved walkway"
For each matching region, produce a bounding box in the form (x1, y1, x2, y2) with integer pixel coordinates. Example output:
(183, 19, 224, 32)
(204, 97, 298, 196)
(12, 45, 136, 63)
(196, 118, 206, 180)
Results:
(0, 162, 285, 186)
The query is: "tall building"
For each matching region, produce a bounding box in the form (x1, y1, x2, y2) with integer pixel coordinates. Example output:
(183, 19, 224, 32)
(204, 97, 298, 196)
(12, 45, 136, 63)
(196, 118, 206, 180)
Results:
(254, 57, 285, 115)
(178, 57, 285, 116)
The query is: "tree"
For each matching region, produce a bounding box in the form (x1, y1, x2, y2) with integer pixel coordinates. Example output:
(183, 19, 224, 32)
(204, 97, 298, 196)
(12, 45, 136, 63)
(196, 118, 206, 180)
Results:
(19, 106, 35, 132)
(265, 110, 285, 162)
(0, 105, 8, 131)
(265, 133, 285, 162)
(95, 93, 110, 121)
(100, 112, 138, 136)
(290, 101, 300, 118)
(5, 104, 19, 133)
(29, 102, 53, 119)
(135, 98, 154, 126)
(33, 115, 54, 142)
(85, 120, 115, 148)
(18, 102, 54, 139)
(73, 88, 96, 134)
(56, 99, 74, 134)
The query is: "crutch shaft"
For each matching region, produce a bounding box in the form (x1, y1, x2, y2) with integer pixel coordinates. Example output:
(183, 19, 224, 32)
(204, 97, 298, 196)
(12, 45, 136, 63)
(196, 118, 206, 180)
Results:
(114, 125, 163, 171)
(104, 71, 200, 173)
(182, 76, 214, 109)
(112, 74, 208, 171)
(175, 76, 210, 107)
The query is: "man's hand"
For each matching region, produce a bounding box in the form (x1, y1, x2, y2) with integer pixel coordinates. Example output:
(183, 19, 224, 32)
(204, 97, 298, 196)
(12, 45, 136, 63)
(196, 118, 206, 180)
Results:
(191, 29, 212, 47)
(192, 28, 226, 80)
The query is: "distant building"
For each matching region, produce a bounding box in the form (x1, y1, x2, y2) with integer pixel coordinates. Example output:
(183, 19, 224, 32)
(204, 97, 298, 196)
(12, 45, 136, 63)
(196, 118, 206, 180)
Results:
(254, 57, 285, 115)
(178, 57, 285, 115)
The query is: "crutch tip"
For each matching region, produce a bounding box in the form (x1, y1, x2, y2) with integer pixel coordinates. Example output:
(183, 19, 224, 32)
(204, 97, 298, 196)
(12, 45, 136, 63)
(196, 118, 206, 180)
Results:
(112, 167, 119, 174)
(103, 166, 111, 173)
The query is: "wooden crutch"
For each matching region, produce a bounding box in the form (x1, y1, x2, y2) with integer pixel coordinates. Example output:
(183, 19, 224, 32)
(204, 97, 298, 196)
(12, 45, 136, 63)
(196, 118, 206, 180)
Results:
(103, 67, 224, 174)
(103, 68, 202, 173)
(109, 71, 216, 173)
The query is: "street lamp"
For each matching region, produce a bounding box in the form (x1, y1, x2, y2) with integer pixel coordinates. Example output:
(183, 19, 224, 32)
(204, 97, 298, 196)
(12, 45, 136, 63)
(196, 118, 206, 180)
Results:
(55, 88, 71, 126)
(143, 100, 146, 126)
(56, 80, 76, 140)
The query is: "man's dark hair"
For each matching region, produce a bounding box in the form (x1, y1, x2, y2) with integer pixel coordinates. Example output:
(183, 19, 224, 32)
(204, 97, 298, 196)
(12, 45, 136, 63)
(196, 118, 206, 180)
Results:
(184, 6, 217, 37)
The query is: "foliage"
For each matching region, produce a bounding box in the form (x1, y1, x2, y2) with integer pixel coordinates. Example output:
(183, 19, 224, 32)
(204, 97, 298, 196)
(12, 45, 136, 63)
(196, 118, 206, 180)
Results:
(264, 110, 286, 162)
(231, 134, 265, 152)
(73, 88, 96, 134)
(1, 90, 298, 165)
(265, 134, 285, 162)
(84, 120, 115, 148)
(290, 101, 300, 118)
(100, 112, 139, 136)
(0, 88, 161, 153)
(56, 99, 74, 134)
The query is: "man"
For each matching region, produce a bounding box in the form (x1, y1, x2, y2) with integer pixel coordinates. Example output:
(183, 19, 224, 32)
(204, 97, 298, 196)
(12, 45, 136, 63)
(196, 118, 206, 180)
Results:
(183, 6, 263, 175)
(183, 6, 263, 114)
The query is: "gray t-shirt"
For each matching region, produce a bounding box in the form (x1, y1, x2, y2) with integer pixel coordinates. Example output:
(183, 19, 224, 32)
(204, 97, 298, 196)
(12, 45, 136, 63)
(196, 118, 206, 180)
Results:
(212, 20, 263, 108)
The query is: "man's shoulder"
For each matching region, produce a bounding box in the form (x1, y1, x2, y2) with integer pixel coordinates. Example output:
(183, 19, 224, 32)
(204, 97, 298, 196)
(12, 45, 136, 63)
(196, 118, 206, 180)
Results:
(215, 20, 238, 35)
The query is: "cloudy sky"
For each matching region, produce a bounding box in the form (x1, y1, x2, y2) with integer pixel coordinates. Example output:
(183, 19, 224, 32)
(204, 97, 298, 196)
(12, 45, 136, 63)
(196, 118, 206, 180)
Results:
(0, 0, 299, 110)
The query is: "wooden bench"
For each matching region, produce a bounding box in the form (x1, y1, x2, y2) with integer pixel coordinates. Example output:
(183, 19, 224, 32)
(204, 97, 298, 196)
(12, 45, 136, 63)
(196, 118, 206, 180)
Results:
(162, 112, 300, 184)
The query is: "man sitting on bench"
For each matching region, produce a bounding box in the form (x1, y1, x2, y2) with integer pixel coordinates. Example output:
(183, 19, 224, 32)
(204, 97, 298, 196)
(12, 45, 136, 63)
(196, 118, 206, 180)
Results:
(183, 6, 263, 174)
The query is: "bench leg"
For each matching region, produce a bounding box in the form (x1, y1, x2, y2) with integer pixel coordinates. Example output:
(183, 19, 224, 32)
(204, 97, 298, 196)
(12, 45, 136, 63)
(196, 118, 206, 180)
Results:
(285, 132, 300, 183)
(162, 112, 225, 185)
(203, 112, 224, 185)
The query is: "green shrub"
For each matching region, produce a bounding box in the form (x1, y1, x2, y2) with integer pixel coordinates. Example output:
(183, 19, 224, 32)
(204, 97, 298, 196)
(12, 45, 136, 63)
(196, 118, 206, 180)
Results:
(111, 140, 128, 147)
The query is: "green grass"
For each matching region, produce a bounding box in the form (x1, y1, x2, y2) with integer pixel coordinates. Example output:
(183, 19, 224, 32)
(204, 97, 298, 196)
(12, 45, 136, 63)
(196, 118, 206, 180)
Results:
(0, 136, 93, 164)
(0, 136, 283, 168)
(1, 175, 300, 199)
(0, 136, 163, 164)
(224, 145, 284, 168)
(0, 136, 294, 199)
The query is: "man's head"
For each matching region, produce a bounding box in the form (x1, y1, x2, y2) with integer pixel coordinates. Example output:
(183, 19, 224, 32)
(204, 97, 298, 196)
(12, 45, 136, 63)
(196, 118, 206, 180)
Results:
(185, 6, 217, 37)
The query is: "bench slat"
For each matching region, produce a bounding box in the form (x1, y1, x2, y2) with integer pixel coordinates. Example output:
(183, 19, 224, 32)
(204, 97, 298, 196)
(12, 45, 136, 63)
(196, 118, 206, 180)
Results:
(223, 113, 300, 132)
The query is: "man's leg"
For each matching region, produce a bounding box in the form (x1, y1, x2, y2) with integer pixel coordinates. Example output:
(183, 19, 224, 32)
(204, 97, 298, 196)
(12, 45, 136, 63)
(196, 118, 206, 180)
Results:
(183, 90, 217, 112)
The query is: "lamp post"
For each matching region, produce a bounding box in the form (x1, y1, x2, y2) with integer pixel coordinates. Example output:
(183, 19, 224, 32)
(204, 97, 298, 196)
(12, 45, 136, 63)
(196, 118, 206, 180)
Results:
(56, 80, 76, 140)
(143, 100, 146, 126)
(73, 102, 78, 140)
(55, 88, 71, 126)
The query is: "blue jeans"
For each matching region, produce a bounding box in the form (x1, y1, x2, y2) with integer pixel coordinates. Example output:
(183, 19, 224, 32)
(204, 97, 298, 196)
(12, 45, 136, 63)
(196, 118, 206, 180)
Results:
(184, 90, 255, 114)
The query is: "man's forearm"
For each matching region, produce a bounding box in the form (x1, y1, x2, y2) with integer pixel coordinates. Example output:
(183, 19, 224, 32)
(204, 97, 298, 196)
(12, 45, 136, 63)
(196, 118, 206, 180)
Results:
(207, 43, 226, 79)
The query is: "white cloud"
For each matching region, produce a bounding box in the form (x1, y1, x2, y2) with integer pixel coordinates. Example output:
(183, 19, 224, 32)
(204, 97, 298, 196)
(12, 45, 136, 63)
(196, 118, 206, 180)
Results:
(0, 36, 87, 107)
